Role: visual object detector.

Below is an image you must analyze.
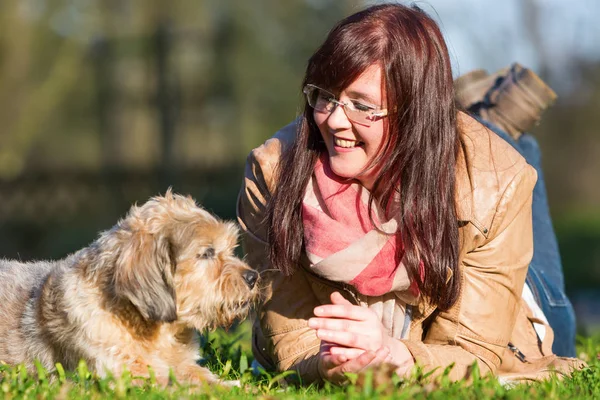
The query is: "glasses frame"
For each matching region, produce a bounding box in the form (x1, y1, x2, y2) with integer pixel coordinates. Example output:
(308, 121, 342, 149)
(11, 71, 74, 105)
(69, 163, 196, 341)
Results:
(303, 84, 388, 127)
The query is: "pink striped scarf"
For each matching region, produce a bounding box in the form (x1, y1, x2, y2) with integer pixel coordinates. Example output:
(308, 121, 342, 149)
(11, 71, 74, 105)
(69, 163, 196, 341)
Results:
(302, 153, 420, 300)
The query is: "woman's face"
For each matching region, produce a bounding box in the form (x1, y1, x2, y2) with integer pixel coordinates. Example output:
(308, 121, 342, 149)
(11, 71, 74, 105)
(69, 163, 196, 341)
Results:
(313, 64, 386, 191)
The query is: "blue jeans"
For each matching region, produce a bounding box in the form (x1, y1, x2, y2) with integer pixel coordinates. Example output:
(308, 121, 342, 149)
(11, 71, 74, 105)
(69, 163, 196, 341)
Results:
(476, 118, 576, 357)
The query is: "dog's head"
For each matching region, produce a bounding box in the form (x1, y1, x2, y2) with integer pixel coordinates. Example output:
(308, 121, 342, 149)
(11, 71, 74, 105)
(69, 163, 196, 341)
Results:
(102, 190, 260, 329)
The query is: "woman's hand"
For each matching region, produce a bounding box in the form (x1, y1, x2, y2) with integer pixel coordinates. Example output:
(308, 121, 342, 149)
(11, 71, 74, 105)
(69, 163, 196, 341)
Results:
(309, 291, 388, 355)
(317, 339, 391, 384)
(309, 292, 415, 378)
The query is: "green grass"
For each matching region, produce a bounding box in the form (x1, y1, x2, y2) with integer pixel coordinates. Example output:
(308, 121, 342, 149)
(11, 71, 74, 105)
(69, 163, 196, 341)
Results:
(1, 322, 599, 399)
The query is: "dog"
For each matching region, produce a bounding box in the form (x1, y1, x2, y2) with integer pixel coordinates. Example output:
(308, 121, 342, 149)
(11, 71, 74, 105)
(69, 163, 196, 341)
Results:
(0, 191, 260, 386)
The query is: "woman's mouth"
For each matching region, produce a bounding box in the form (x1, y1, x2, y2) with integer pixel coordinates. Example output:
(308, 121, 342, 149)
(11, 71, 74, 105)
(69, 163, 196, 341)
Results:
(334, 137, 364, 148)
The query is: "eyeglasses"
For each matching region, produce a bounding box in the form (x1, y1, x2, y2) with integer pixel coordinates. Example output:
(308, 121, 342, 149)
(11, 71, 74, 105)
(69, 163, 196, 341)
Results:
(303, 84, 388, 127)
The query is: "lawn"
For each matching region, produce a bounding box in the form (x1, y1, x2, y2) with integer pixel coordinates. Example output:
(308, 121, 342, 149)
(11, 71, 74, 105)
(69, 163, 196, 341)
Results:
(1, 321, 598, 399)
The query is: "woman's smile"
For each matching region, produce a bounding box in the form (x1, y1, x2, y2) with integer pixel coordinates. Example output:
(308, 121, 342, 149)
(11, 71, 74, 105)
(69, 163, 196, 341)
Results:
(333, 136, 365, 150)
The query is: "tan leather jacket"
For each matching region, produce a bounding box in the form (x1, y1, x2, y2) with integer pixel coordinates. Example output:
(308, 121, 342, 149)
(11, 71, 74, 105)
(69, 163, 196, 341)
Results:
(237, 112, 583, 384)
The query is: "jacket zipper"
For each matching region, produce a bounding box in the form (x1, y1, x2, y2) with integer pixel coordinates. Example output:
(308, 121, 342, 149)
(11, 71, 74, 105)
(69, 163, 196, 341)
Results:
(507, 342, 528, 362)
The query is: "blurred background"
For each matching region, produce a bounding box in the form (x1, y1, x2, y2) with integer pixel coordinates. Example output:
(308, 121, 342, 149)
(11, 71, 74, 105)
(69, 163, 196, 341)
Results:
(0, 0, 598, 333)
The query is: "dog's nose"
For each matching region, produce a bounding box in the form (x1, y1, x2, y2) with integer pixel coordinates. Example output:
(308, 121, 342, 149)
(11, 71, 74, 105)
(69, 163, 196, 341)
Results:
(242, 270, 258, 289)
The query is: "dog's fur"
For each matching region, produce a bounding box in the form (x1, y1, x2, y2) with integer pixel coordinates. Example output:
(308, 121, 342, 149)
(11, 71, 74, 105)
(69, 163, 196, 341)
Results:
(0, 191, 260, 385)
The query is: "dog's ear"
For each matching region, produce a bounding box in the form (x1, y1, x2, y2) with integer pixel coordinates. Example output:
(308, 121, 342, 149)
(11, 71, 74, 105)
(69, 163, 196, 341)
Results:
(114, 228, 177, 322)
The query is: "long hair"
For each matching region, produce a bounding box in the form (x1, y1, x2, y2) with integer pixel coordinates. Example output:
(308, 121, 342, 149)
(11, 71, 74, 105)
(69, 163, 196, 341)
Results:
(267, 3, 461, 310)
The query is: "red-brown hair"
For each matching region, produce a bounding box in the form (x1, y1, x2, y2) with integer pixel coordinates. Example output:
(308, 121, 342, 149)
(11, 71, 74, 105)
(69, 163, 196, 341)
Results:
(267, 3, 461, 310)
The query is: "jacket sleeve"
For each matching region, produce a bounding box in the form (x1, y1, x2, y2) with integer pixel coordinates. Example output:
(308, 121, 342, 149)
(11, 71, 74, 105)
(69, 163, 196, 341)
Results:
(400, 164, 538, 381)
(237, 139, 323, 384)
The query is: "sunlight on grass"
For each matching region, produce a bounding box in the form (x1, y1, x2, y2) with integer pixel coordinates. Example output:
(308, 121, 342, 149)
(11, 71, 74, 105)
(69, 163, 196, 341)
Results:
(0, 323, 598, 399)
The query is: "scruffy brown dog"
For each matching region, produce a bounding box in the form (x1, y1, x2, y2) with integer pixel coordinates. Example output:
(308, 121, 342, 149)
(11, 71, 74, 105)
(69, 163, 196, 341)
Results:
(0, 191, 260, 386)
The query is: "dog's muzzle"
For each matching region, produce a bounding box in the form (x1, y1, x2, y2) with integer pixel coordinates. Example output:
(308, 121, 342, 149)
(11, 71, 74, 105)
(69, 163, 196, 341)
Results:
(242, 270, 258, 289)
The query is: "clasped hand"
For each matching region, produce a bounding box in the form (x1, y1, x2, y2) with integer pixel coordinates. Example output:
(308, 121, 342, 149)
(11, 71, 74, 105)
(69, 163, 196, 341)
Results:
(308, 291, 414, 384)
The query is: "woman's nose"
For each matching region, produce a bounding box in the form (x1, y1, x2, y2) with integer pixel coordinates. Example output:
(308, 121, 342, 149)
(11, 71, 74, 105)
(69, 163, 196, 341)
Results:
(326, 103, 352, 130)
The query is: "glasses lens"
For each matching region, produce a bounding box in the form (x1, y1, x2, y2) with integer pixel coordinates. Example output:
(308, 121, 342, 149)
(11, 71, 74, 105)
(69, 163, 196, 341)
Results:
(344, 108, 371, 126)
(345, 100, 378, 126)
(305, 85, 334, 112)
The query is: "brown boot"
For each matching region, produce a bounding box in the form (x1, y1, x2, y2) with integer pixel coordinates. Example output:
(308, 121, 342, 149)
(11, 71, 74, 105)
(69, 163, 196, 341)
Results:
(454, 63, 557, 140)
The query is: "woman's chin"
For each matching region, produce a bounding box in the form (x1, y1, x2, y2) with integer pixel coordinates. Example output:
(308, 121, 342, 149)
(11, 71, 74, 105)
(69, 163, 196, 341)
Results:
(328, 164, 361, 181)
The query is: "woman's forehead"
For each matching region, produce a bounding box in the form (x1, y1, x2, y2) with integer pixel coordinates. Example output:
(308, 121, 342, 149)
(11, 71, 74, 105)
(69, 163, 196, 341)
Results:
(340, 64, 384, 103)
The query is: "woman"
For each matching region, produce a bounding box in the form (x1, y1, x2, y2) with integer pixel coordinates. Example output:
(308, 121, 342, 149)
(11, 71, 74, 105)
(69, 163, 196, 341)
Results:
(237, 3, 582, 384)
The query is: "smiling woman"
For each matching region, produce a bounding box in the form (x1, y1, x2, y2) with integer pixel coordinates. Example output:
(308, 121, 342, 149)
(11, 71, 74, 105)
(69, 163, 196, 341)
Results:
(237, 2, 584, 386)
(310, 64, 387, 190)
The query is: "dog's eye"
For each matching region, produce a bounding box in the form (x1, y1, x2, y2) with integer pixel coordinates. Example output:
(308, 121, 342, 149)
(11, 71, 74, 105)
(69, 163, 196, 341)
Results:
(198, 247, 215, 260)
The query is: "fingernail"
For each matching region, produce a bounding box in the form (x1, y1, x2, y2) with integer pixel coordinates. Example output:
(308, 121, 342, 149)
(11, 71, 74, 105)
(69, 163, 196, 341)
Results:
(314, 307, 323, 316)
(308, 318, 317, 328)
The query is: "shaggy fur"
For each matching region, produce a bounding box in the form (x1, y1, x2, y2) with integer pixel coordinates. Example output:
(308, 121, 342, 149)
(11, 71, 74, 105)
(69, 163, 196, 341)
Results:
(0, 191, 260, 386)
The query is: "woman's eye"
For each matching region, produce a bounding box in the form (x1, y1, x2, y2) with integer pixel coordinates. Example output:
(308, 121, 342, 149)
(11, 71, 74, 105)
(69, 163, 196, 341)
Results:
(352, 101, 375, 112)
(198, 247, 215, 259)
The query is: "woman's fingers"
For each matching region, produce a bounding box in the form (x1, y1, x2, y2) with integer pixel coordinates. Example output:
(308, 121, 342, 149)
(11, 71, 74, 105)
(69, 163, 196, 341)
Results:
(313, 303, 372, 321)
(308, 317, 359, 332)
(320, 340, 349, 368)
(314, 292, 371, 321)
(329, 346, 365, 359)
(334, 349, 377, 375)
(322, 352, 348, 369)
(316, 329, 374, 350)
(335, 346, 388, 375)
(322, 346, 390, 384)
(360, 346, 391, 371)
(330, 291, 353, 305)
